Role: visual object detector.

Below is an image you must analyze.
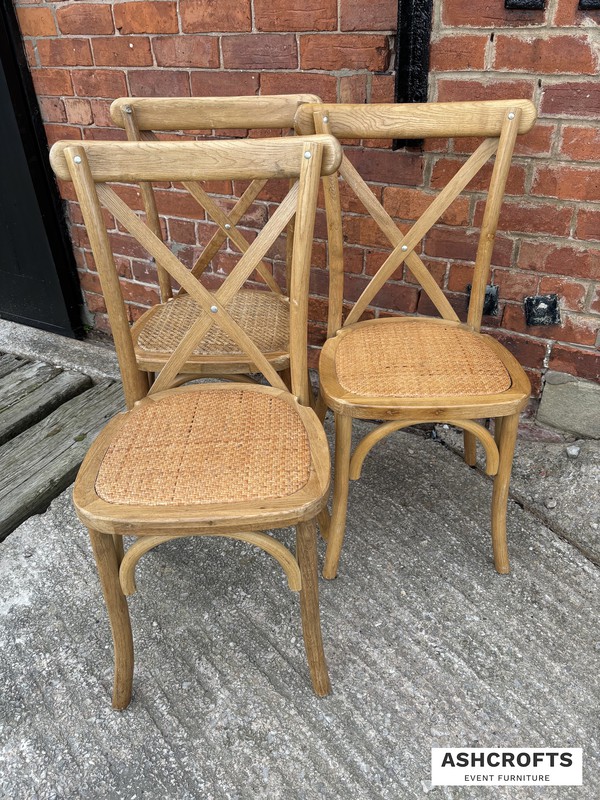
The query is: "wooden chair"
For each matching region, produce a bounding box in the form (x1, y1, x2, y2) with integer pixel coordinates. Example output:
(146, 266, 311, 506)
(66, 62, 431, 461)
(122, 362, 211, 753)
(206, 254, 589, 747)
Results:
(108, 94, 320, 387)
(49, 133, 342, 707)
(295, 100, 537, 579)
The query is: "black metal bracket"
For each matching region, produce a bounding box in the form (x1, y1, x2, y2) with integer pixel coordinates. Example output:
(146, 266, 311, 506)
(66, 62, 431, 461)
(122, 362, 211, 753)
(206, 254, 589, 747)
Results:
(505, 0, 545, 9)
(524, 294, 560, 326)
(393, 0, 433, 150)
(579, 0, 600, 10)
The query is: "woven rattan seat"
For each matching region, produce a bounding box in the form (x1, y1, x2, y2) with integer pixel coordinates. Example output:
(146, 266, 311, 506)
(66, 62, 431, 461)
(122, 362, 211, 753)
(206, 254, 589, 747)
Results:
(334, 320, 512, 398)
(95, 387, 311, 506)
(134, 290, 289, 360)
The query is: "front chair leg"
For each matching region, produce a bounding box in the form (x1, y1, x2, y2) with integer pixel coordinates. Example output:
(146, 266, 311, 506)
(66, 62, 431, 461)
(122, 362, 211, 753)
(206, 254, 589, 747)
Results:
(323, 413, 352, 580)
(88, 528, 134, 710)
(464, 430, 477, 466)
(490, 413, 519, 574)
(296, 520, 331, 697)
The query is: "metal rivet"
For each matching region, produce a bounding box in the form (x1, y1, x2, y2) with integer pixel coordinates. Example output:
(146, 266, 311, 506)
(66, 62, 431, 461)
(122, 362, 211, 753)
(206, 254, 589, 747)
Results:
(401, 244, 408, 252)
(123, 105, 132, 114)
(508, 112, 515, 120)
(304, 151, 312, 159)
(210, 305, 218, 313)
(323, 115, 329, 123)
(73, 156, 82, 164)
(224, 223, 231, 230)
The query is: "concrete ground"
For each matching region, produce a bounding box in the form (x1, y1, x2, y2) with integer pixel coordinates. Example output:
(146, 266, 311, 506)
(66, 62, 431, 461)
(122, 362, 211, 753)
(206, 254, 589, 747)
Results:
(1, 409, 599, 799)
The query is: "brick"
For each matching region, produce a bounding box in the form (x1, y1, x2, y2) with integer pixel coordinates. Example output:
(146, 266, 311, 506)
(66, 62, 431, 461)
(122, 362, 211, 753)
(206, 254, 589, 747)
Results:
(153, 35, 219, 68)
(560, 126, 600, 162)
(37, 38, 93, 67)
(404, 258, 446, 288)
(92, 37, 153, 67)
(39, 97, 66, 123)
(153, 188, 206, 220)
(541, 82, 600, 118)
(23, 40, 37, 69)
(84, 291, 107, 314)
(364, 249, 404, 281)
(518, 240, 600, 281)
(494, 34, 596, 75)
(474, 199, 573, 237)
(44, 123, 82, 146)
(503, 305, 598, 346)
(490, 331, 547, 370)
(89, 99, 113, 127)
(532, 165, 600, 203)
(538, 276, 588, 312)
(513, 123, 555, 158)
(128, 70, 190, 97)
(301, 34, 390, 71)
(255, 0, 337, 31)
(222, 35, 297, 70)
(447, 263, 474, 293)
(436, 78, 535, 103)
(79, 270, 102, 294)
(260, 71, 336, 101)
(339, 74, 368, 104)
(16, 7, 56, 36)
(383, 186, 470, 226)
(72, 69, 127, 98)
(442, 0, 546, 27)
(109, 233, 149, 260)
(340, 0, 397, 30)
(430, 158, 526, 196)
(121, 281, 160, 307)
(417, 291, 467, 321)
(114, 2, 178, 33)
(168, 218, 197, 245)
(343, 214, 390, 249)
(553, 0, 600, 27)
(576, 209, 600, 242)
(83, 127, 127, 141)
(370, 74, 395, 103)
(425, 227, 514, 267)
(56, 5, 114, 35)
(346, 147, 423, 185)
(490, 268, 539, 303)
(337, 180, 382, 214)
(430, 35, 487, 72)
(64, 98, 93, 125)
(190, 71, 259, 97)
(548, 344, 600, 383)
(181, 0, 251, 32)
(590, 286, 600, 314)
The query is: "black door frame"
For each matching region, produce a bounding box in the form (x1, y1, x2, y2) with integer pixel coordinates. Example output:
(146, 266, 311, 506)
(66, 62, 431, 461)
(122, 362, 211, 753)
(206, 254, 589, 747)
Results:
(0, 0, 83, 338)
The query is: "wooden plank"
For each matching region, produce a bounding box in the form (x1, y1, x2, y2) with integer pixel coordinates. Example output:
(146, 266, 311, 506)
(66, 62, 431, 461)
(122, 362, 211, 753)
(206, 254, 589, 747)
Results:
(0, 353, 27, 379)
(0, 381, 124, 540)
(0, 361, 91, 445)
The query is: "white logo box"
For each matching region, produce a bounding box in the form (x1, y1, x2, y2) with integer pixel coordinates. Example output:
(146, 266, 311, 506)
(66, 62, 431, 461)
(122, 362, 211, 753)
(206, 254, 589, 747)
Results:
(431, 748, 582, 787)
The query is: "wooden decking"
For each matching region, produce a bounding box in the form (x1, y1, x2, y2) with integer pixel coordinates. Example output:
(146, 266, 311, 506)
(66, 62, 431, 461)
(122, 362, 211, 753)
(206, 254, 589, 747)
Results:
(0, 352, 123, 540)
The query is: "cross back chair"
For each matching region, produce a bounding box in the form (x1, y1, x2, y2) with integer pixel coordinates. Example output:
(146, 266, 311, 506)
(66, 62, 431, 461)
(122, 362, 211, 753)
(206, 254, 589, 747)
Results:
(295, 100, 537, 579)
(109, 94, 321, 387)
(49, 133, 342, 707)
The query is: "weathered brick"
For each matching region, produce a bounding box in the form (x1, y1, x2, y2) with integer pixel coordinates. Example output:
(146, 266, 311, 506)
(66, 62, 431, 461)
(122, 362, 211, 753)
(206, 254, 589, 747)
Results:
(560, 126, 600, 162)
(552, 0, 600, 27)
(153, 188, 206, 220)
(114, 2, 178, 34)
(44, 123, 82, 146)
(37, 38, 93, 67)
(494, 34, 596, 75)
(16, 7, 56, 37)
(548, 344, 600, 383)
(300, 34, 390, 71)
(260, 71, 335, 101)
(83, 126, 127, 141)
(532, 165, 600, 203)
(190, 71, 259, 97)
(128, 70, 190, 97)
(491, 331, 547, 370)
(121, 280, 160, 307)
(541, 81, 600, 118)
(39, 97, 66, 123)
(503, 305, 598, 346)
(538, 276, 588, 312)
(346, 148, 423, 185)
(340, 0, 397, 31)
(425, 227, 514, 267)
(222, 35, 298, 70)
(442, 0, 546, 27)
(383, 186, 470, 226)
(518, 240, 600, 280)
(89, 99, 113, 127)
(92, 37, 153, 67)
(576, 209, 600, 242)
(430, 157, 526, 196)
(430, 35, 487, 71)
(370, 74, 395, 103)
(255, 0, 337, 31)
(491, 268, 540, 302)
(339, 74, 368, 104)
(64, 97, 93, 125)
(474, 199, 573, 237)
(181, 0, 251, 32)
(72, 69, 127, 98)
(57, 4, 114, 35)
(153, 35, 219, 68)
(436, 78, 535, 103)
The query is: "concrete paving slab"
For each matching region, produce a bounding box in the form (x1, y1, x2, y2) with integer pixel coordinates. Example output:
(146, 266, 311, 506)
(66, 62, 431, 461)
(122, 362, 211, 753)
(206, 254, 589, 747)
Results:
(1, 421, 599, 799)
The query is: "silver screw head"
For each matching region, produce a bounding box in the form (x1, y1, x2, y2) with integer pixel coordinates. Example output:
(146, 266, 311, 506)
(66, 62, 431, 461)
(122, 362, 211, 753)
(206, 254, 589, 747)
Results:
(224, 223, 231, 230)
(508, 112, 515, 120)
(210, 305, 218, 313)
(123, 105, 132, 114)
(323, 115, 329, 123)
(401, 244, 408, 252)
(73, 156, 82, 164)
(304, 151, 312, 159)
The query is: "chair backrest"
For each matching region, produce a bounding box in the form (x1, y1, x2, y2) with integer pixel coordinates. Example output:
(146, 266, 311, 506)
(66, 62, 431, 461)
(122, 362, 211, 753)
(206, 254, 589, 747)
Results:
(110, 95, 322, 302)
(294, 100, 537, 335)
(50, 135, 341, 408)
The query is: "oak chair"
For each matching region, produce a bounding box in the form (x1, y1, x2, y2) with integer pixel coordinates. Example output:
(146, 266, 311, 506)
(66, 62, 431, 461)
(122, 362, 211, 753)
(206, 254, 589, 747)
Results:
(49, 133, 342, 707)
(108, 94, 321, 387)
(295, 100, 537, 579)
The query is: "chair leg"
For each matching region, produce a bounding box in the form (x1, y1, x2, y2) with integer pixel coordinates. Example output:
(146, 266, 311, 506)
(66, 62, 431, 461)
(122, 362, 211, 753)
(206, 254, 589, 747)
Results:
(323, 413, 352, 580)
(494, 416, 504, 448)
(88, 528, 134, 710)
(112, 534, 124, 566)
(491, 413, 519, 575)
(296, 520, 331, 697)
(314, 390, 328, 423)
(464, 430, 477, 466)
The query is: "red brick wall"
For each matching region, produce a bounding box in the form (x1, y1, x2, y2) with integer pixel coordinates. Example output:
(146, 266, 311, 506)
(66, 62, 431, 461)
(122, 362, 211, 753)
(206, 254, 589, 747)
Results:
(14, 0, 600, 394)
